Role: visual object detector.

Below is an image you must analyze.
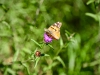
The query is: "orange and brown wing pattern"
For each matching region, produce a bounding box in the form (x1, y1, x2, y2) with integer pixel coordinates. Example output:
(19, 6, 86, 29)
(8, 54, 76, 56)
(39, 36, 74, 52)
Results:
(45, 22, 62, 40)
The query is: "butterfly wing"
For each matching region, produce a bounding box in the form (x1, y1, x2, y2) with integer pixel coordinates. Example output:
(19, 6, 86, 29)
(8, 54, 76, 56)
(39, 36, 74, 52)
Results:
(45, 22, 62, 40)
(45, 28, 60, 40)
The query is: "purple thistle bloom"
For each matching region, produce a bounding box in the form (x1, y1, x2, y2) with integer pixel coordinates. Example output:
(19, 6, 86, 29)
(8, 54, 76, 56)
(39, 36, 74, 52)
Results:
(44, 33, 53, 43)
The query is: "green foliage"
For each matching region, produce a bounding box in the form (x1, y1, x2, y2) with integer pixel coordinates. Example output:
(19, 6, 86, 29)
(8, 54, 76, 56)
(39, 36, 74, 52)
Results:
(0, 0, 100, 75)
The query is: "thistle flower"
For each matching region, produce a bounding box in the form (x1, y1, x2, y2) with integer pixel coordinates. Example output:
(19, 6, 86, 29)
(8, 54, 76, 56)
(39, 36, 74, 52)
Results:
(35, 51, 44, 57)
(44, 22, 62, 43)
(35, 51, 41, 57)
(44, 33, 53, 43)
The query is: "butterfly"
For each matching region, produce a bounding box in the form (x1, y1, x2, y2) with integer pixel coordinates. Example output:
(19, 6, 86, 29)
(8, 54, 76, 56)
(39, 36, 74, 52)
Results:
(45, 22, 62, 40)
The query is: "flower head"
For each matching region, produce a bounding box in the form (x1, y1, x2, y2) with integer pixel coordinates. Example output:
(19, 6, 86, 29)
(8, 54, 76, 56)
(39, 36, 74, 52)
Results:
(35, 51, 45, 57)
(44, 33, 53, 43)
(35, 51, 41, 57)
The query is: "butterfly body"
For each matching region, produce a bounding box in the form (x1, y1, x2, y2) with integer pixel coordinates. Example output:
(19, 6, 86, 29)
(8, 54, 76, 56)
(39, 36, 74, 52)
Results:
(45, 22, 62, 40)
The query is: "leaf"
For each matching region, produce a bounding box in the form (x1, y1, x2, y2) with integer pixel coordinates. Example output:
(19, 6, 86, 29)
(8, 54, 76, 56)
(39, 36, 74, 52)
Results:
(60, 37, 64, 49)
(48, 44, 54, 50)
(86, 0, 95, 5)
(6, 68, 16, 75)
(44, 54, 50, 56)
(85, 13, 98, 21)
(13, 49, 20, 62)
(54, 56, 66, 68)
(34, 58, 40, 68)
(31, 39, 42, 48)
(22, 63, 30, 75)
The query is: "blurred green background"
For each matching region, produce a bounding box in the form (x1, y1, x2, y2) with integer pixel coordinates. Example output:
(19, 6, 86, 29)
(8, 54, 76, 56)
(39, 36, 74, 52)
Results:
(0, 0, 100, 75)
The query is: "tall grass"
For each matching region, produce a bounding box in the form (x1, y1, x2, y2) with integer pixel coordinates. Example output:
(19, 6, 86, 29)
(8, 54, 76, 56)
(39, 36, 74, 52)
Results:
(0, 0, 100, 75)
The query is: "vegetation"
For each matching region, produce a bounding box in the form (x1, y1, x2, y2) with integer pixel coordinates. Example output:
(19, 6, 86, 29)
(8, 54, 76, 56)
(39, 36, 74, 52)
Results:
(0, 0, 100, 75)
